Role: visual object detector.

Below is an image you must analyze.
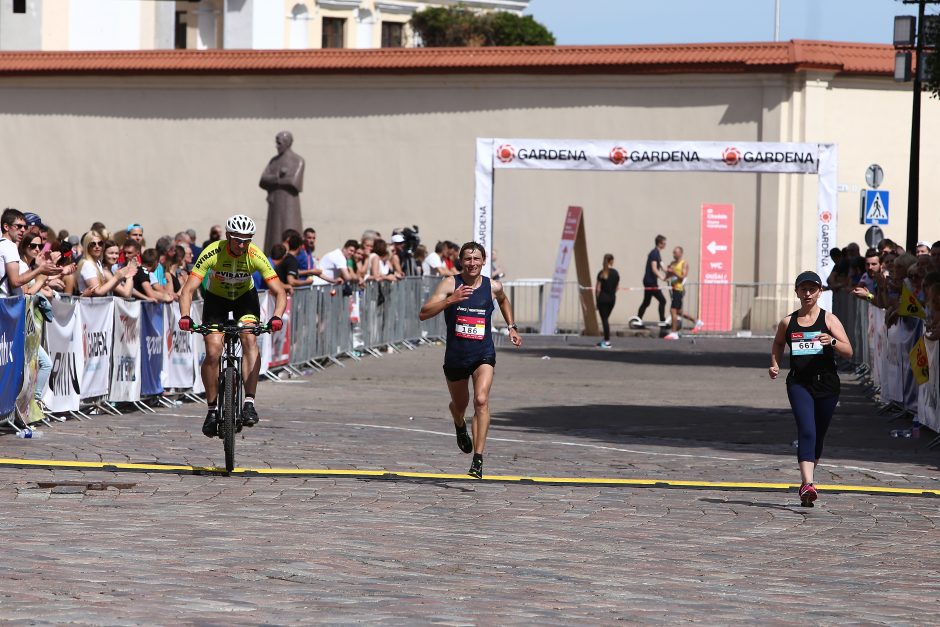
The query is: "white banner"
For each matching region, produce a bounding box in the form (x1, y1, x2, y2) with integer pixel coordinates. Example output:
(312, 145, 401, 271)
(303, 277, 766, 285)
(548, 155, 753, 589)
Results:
(43, 298, 85, 412)
(540, 206, 581, 335)
(79, 298, 114, 400)
(816, 143, 838, 311)
(109, 298, 142, 403)
(474, 138, 495, 276)
(918, 338, 939, 432)
(474, 138, 837, 290)
(191, 304, 206, 395)
(165, 302, 195, 389)
(259, 292, 272, 375)
(490, 139, 820, 174)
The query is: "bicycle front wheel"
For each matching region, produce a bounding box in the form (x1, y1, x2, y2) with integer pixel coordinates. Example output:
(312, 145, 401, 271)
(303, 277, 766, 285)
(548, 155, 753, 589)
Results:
(221, 366, 237, 473)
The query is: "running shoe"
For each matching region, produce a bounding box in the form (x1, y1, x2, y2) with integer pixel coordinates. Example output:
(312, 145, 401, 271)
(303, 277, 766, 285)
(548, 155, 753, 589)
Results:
(799, 483, 818, 507)
(598, 341, 612, 349)
(455, 422, 473, 454)
(692, 319, 705, 333)
(468, 457, 483, 479)
(664, 332, 679, 340)
(242, 402, 259, 427)
(202, 409, 219, 438)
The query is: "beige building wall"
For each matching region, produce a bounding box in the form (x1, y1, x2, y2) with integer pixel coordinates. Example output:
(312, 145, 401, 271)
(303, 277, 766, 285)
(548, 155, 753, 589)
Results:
(0, 70, 937, 327)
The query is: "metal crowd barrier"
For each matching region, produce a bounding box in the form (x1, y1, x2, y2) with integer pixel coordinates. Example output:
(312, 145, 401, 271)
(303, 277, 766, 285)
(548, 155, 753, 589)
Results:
(2, 276, 450, 426)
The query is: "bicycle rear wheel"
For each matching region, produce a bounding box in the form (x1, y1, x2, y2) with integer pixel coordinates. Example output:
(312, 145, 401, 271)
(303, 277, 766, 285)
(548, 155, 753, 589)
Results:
(221, 366, 237, 473)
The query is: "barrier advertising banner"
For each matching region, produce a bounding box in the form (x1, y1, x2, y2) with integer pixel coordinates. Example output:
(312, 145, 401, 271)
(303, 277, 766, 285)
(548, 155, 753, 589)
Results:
(698, 204, 734, 332)
(190, 305, 206, 395)
(110, 298, 141, 402)
(15, 298, 45, 425)
(269, 294, 292, 368)
(44, 298, 84, 412)
(140, 301, 164, 396)
(165, 302, 195, 389)
(79, 297, 114, 400)
(0, 296, 26, 418)
(259, 291, 273, 375)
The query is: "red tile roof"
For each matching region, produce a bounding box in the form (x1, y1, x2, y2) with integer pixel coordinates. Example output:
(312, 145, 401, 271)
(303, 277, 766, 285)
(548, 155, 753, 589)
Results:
(0, 40, 895, 77)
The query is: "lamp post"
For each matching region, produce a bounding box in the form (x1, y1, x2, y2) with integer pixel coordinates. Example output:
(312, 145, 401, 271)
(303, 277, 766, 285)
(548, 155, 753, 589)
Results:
(896, 1, 939, 251)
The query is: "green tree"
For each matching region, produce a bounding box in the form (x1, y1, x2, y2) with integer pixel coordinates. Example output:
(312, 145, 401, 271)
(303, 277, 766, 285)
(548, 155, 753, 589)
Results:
(410, 6, 555, 47)
(926, 14, 939, 97)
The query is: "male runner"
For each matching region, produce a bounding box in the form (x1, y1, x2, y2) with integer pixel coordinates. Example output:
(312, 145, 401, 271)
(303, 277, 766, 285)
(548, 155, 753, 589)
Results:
(663, 246, 703, 339)
(419, 242, 522, 479)
(178, 214, 287, 437)
(631, 234, 667, 328)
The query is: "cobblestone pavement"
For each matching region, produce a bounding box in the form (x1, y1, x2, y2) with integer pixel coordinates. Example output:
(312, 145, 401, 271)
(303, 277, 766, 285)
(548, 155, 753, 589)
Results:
(1, 337, 938, 624)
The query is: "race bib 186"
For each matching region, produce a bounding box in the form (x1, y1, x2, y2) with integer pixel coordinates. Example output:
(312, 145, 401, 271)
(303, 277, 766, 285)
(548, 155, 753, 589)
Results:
(791, 331, 823, 356)
(455, 315, 485, 340)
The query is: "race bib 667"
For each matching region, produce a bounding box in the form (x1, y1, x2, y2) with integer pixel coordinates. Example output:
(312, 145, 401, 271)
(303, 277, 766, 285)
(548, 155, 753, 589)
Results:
(791, 331, 823, 356)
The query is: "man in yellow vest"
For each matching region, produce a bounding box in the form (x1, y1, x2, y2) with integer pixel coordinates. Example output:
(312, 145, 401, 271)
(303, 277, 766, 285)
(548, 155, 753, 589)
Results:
(664, 246, 704, 340)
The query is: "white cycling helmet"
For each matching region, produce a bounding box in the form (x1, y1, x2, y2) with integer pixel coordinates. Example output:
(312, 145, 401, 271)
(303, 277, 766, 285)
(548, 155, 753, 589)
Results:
(225, 214, 256, 236)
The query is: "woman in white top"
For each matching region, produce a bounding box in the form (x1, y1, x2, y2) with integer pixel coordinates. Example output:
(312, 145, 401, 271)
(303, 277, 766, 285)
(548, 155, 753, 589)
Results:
(102, 240, 135, 298)
(367, 239, 397, 282)
(77, 231, 135, 297)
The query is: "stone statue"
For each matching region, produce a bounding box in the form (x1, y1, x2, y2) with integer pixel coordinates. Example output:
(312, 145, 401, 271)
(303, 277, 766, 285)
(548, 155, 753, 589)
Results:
(259, 131, 305, 253)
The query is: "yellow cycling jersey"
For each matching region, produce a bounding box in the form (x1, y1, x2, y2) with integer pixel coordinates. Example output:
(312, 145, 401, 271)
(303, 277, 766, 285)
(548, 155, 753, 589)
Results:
(190, 240, 277, 300)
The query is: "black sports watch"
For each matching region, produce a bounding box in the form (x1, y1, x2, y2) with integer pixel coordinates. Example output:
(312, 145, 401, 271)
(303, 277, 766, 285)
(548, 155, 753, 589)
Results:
(508, 324, 518, 331)
(830, 338, 837, 346)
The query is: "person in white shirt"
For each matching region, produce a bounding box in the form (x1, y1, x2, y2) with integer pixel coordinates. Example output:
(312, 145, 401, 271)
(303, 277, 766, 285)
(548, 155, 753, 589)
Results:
(319, 239, 360, 285)
(421, 241, 455, 277)
(0, 208, 60, 297)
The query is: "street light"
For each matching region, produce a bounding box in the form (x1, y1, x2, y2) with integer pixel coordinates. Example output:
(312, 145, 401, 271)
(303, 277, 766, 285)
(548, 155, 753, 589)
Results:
(895, 1, 939, 252)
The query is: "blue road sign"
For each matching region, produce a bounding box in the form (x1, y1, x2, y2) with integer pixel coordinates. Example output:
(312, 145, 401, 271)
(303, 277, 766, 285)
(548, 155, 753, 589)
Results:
(864, 190, 889, 225)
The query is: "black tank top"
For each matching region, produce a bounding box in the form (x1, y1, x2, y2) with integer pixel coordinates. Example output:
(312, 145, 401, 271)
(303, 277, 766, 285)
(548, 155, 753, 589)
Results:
(785, 308, 840, 397)
(444, 275, 495, 367)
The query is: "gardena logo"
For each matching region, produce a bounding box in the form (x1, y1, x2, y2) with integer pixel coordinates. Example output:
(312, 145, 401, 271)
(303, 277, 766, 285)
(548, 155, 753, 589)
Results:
(820, 211, 832, 223)
(723, 149, 815, 165)
(609, 146, 628, 165)
(515, 147, 587, 162)
(723, 147, 741, 166)
(496, 144, 515, 163)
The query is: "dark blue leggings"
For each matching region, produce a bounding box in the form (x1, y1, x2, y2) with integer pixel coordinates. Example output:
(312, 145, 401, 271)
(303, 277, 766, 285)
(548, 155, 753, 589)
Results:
(787, 383, 839, 463)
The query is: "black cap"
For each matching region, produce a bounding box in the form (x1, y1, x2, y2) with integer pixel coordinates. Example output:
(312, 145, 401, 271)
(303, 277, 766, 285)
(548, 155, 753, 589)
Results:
(794, 271, 822, 289)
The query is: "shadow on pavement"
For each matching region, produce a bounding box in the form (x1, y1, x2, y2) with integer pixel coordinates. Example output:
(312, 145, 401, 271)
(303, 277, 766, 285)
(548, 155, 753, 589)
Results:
(491, 400, 940, 471)
(516, 347, 772, 369)
(698, 497, 810, 516)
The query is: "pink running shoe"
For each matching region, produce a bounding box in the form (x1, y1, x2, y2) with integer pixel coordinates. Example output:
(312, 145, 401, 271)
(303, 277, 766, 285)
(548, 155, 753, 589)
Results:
(799, 483, 818, 507)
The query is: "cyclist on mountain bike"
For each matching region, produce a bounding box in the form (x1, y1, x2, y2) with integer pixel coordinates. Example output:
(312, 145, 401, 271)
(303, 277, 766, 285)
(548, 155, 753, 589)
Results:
(178, 214, 287, 438)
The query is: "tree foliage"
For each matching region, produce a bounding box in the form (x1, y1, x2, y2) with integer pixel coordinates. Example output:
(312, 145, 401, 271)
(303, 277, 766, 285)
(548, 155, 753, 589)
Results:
(926, 15, 939, 98)
(410, 7, 555, 47)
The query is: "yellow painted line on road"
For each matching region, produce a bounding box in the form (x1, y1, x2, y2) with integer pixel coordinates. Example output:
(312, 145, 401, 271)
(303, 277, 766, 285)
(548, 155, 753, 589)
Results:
(0, 457, 938, 497)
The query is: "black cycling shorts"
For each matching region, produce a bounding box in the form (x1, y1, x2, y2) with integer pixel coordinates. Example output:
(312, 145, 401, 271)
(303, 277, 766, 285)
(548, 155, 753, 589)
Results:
(201, 289, 261, 326)
(443, 355, 496, 382)
(670, 289, 684, 311)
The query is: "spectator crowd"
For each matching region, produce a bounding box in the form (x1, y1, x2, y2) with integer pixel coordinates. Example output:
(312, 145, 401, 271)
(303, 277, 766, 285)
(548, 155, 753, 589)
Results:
(0, 208, 472, 302)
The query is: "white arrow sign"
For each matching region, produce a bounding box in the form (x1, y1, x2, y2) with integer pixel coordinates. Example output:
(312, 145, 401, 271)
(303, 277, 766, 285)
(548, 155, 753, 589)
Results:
(706, 241, 728, 255)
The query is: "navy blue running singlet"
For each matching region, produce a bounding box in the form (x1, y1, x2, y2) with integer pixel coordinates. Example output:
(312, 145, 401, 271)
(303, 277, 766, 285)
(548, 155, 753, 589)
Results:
(444, 275, 495, 368)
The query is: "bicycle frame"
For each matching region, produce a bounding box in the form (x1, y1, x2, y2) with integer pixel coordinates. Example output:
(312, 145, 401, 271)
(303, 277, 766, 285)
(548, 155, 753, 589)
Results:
(194, 313, 269, 473)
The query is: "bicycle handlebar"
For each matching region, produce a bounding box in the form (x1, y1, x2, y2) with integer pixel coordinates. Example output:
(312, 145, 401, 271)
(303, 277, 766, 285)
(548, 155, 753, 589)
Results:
(190, 322, 272, 337)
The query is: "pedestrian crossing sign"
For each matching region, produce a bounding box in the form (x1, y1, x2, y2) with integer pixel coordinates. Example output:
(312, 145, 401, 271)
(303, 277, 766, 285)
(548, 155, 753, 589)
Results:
(864, 190, 889, 225)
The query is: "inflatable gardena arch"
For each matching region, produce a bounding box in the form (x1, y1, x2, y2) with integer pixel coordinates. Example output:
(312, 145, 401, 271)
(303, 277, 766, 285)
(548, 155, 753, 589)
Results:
(473, 138, 838, 308)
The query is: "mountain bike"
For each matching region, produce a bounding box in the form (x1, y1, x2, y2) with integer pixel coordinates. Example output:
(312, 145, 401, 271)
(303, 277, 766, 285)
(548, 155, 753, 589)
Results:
(193, 314, 271, 473)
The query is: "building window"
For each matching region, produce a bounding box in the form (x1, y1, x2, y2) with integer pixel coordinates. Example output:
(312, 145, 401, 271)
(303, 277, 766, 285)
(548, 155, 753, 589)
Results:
(381, 22, 403, 48)
(174, 11, 188, 49)
(322, 17, 345, 48)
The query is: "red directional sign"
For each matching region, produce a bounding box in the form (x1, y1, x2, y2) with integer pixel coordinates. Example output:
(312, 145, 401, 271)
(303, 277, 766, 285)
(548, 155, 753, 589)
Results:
(698, 204, 734, 332)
